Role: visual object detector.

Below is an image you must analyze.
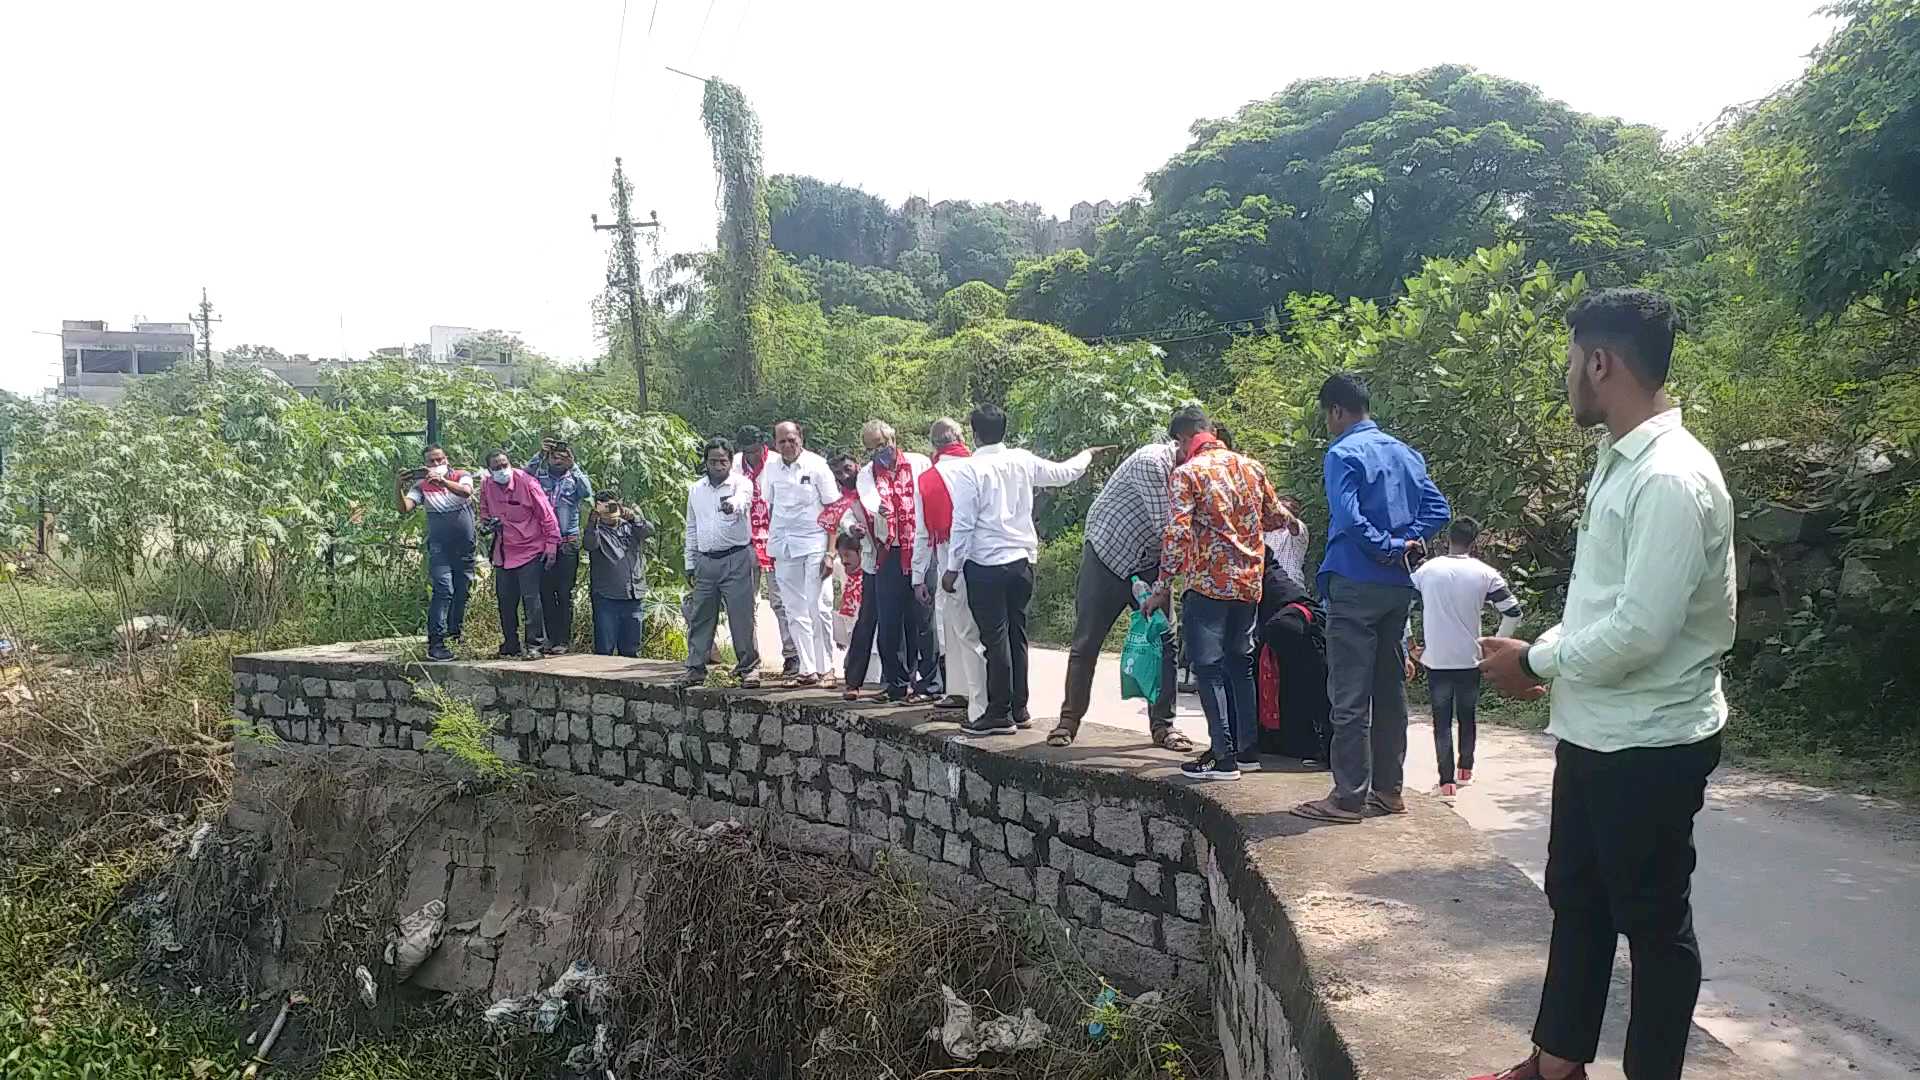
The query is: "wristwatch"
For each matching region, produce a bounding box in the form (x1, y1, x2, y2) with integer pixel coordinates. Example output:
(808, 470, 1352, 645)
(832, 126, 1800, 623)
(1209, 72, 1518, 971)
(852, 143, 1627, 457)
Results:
(1518, 647, 1541, 682)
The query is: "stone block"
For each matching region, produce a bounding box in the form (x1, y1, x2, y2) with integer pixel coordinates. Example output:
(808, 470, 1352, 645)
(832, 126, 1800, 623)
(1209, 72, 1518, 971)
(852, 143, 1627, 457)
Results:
(796, 788, 825, 821)
(499, 683, 527, 706)
(560, 689, 592, 712)
(926, 756, 956, 796)
(290, 698, 312, 717)
(531, 685, 557, 709)
(398, 704, 433, 729)
(729, 711, 757, 739)
(701, 708, 726, 734)
(997, 787, 1025, 823)
(708, 742, 732, 770)
(323, 699, 354, 722)
(1005, 822, 1036, 862)
(817, 727, 842, 759)
(757, 715, 782, 746)
(585, 693, 619, 719)
(388, 680, 415, 701)
(911, 822, 944, 861)
(302, 677, 328, 697)
(734, 743, 761, 772)
(1064, 884, 1102, 926)
(765, 753, 796, 778)
(942, 831, 972, 868)
(906, 750, 929, 791)
(979, 851, 1033, 899)
(598, 750, 624, 778)
(1024, 793, 1054, 831)
(962, 768, 994, 809)
(643, 758, 668, 786)
(757, 779, 777, 809)
(411, 729, 430, 751)
(796, 758, 822, 784)
(258, 694, 286, 717)
(971, 816, 1004, 852)
(1076, 849, 1132, 901)
(1077, 927, 1176, 989)
(541, 743, 571, 770)
(537, 712, 558, 741)
(827, 791, 851, 825)
(1133, 860, 1162, 898)
(569, 713, 592, 743)
(254, 673, 279, 694)
(857, 806, 894, 840)
(1102, 903, 1159, 949)
(903, 789, 927, 818)
(843, 731, 875, 772)
(571, 741, 594, 773)
(234, 672, 256, 693)
(1033, 867, 1063, 907)
(1163, 917, 1205, 961)
(666, 732, 685, 760)
(731, 772, 756, 803)
(1175, 873, 1205, 921)
(672, 766, 693, 791)
(636, 730, 666, 755)
(508, 708, 535, 735)
(1055, 800, 1091, 839)
(1047, 839, 1076, 874)
(876, 742, 907, 781)
(924, 794, 954, 831)
(1148, 817, 1187, 863)
(613, 722, 636, 748)
(328, 679, 357, 700)
(1093, 805, 1146, 856)
(850, 834, 885, 871)
(828, 764, 855, 794)
(630, 699, 656, 725)
(469, 685, 497, 708)
(357, 702, 394, 720)
(593, 715, 615, 747)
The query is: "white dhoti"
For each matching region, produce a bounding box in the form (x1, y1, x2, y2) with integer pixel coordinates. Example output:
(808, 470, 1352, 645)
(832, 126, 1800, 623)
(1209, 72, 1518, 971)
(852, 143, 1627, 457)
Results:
(938, 571, 988, 724)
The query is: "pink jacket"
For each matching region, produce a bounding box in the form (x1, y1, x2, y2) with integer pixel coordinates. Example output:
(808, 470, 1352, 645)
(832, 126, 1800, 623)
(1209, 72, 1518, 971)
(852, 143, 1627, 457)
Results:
(478, 468, 560, 570)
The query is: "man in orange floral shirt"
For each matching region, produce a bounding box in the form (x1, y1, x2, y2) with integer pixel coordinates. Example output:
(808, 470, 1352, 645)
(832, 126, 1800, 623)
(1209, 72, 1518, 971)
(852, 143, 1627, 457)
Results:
(1144, 418, 1300, 780)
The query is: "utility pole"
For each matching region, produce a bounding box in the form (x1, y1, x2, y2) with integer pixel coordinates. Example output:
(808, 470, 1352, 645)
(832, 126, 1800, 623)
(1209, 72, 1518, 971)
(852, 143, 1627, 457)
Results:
(189, 286, 221, 377)
(592, 156, 660, 412)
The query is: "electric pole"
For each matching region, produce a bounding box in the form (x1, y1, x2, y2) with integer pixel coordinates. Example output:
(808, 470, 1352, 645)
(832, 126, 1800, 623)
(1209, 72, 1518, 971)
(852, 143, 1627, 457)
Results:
(189, 286, 221, 378)
(592, 157, 660, 412)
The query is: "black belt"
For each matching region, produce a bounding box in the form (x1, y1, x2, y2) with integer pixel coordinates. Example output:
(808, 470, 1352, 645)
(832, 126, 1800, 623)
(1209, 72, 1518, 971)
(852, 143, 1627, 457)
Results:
(699, 544, 749, 559)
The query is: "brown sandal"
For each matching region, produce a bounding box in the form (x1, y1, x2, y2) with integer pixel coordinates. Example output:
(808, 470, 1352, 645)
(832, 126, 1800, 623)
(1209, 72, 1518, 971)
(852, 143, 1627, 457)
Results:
(1046, 727, 1074, 747)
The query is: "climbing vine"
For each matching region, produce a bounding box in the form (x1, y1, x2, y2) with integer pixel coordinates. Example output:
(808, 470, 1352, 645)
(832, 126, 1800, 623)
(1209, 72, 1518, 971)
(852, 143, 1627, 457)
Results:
(702, 78, 772, 404)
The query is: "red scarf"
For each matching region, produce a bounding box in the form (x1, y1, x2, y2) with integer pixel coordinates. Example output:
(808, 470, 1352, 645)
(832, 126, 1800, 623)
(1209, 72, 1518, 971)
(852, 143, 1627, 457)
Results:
(873, 455, 918, 571)
(918, 441, 971, 548)
(1182, 431, 1224, 461)
(740, 452, 773, 569)
(818, 489, 859, 535)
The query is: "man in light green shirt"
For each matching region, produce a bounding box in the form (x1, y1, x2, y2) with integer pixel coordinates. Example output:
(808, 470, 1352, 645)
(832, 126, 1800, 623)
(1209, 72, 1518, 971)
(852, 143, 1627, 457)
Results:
(1472, 288, 1733, 1080)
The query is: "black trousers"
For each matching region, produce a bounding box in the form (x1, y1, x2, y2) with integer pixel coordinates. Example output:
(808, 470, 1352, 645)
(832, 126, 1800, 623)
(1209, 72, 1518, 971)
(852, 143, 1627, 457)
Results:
(874, 553, 941, 699)
(1429, 666, 1482, 786)
(495, 559, 548, 652)
(540, 539, 581, 649)
(964, 558, 1033, 724)
(1059, 543, 1174, 737)
(1534, 733, 1721, 1079)
(844, 572, 878, 689)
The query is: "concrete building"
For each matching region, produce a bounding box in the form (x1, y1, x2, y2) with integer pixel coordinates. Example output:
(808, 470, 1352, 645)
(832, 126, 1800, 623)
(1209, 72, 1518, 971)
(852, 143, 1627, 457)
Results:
(58, 319, 197, 403)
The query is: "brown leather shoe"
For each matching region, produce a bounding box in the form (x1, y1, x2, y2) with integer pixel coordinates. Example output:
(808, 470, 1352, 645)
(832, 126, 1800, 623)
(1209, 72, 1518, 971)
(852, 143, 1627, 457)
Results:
(1469, 1050, 1587, 1080)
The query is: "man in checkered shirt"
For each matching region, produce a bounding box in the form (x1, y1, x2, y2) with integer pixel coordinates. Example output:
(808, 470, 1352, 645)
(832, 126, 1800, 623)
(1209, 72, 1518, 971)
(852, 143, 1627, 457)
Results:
(1050, 405, 1212, 749)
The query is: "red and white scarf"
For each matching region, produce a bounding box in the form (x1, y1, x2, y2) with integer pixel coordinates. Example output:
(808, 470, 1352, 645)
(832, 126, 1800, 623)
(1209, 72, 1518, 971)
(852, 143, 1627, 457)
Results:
(873, 455, 918, 571)
(917, 441, 971, 549)
(739, 452, 773, 569)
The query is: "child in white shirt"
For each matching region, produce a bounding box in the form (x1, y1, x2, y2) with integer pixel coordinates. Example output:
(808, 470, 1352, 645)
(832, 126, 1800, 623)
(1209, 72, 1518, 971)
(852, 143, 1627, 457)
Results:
(1409, 516, 1525, 795)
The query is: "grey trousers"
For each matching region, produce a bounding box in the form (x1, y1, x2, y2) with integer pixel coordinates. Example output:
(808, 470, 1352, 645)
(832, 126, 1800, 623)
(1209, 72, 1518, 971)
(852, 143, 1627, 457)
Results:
(1323, 574, 1415, 810)
(685, 546, 760, 678)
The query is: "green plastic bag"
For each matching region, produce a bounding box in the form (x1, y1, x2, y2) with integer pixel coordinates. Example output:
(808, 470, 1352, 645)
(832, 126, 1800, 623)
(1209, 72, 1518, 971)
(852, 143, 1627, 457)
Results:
(1120, 610, 1167, 702)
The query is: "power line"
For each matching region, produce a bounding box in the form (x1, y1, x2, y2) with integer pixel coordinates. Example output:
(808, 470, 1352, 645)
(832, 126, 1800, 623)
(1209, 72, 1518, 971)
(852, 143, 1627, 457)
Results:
(688, 0, 719, 62)
(604, 0, 631, 135)
(1089, 227, 1733, 348)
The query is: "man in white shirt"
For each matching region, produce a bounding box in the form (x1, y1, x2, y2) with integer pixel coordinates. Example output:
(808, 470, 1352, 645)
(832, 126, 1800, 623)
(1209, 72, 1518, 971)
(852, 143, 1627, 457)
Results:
(913, 418, 983, 721)
(1408, 515, 1525, 795)
(942, 403, 1101, 736)
(731, 424, 799, 676)
(857, 419, 941, 702)
(763, 421, 840, 687)
(1473, 288, 1734, 1080)
(677, 436, 761, 689)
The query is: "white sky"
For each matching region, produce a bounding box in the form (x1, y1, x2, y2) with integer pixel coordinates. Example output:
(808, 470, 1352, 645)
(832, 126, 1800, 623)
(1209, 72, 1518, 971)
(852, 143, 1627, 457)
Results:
(0, 1, 1836, 396)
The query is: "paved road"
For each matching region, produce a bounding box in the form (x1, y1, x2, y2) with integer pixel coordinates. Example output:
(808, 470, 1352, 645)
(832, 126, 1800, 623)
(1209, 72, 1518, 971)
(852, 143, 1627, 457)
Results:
(754, 604, 1920, 1077)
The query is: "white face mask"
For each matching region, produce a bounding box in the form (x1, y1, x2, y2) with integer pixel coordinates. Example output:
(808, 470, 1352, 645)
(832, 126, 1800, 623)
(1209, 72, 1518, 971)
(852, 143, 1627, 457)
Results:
(427, 463, 449, 479)
(490, 467, 512, 485)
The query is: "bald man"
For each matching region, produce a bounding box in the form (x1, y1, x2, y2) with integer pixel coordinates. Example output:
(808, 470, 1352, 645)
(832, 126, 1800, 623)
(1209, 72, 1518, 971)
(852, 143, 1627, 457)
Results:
(763, 421, 840, 686)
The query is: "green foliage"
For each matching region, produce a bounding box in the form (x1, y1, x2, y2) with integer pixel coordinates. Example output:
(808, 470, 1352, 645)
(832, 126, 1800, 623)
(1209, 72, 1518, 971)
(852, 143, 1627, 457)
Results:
(1008, 248, 1099, 335)
(936, 202, 1036, 288)
(794, 255, 932, 320)
(702, 78, 774, 403)
(768, 174, 901, 267)
(896, 248, 950, 299)
(418, 680, 518, 780)
(1734, 0, 1920, 318)
(932, 280, 1009, 336)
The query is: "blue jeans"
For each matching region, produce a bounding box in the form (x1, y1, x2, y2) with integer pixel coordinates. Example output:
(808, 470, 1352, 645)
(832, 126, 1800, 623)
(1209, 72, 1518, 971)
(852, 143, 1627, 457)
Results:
(425, 537, 474, 647)
(1183, 590, 1257, 766)
(592, 594, 644, 657)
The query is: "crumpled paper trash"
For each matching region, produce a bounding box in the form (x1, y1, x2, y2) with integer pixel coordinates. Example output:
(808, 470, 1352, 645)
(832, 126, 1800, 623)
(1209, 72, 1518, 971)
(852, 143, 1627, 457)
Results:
(927, 984, 1051, 1061)
(384, 899, 446, 981)
(483, 961, 612, 1035)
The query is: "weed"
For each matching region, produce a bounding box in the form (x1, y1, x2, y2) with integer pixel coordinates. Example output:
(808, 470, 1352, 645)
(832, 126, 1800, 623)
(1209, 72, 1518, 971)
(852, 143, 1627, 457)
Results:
(415, 680, 518, 781)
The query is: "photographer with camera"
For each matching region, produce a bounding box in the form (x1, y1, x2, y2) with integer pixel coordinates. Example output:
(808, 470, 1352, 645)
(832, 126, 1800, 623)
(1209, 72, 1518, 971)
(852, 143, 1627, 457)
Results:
(584, 491, 656, 658)
(1292, 374, 1451, 825)
(397, 444, 475, 663)
(478, 449, 562, 660)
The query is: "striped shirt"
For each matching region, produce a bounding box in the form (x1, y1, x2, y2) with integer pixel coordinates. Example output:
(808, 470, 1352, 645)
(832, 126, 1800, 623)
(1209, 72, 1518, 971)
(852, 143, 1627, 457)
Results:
(1410, 555, 1526, 669)
(1084, 441, 1175, 579)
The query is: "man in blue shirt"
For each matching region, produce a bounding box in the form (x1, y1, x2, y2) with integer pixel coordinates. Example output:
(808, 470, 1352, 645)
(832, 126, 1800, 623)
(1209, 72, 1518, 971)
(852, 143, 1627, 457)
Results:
(526, 438, 594, 655)
(1293, 373, 1450, 825)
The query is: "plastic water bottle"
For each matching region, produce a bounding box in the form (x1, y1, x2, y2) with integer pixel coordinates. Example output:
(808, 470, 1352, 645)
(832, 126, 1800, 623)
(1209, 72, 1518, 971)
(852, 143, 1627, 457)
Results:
(1129, 576, 1152, 607)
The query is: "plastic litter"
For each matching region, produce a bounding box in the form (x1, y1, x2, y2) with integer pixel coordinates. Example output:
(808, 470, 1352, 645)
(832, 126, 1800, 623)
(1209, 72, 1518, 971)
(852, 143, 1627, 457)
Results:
(354, 965, 378, 1008)
(1085, 985, 1119, 1039)
(927, 984, 1051, 1061)
(383, 899, 446, 981)
(483, 961, 612, 1034)
(186, 822, 214, 860)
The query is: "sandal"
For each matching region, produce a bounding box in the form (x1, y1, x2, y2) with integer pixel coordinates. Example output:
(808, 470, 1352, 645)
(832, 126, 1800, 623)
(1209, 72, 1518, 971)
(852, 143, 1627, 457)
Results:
(1046, 727, 1074, 747)
(841, 689, 860, 701)
(1290, 797, 1363, 825)
(1155, 730, 1196, 753)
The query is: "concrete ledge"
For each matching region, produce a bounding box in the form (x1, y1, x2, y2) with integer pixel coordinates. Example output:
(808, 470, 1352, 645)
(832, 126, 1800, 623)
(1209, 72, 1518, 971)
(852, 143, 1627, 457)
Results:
(229, 644, 1741, 1079)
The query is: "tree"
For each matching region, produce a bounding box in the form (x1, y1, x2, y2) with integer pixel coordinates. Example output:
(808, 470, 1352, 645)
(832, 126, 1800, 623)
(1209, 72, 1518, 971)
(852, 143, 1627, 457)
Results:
(896, 249, 950, 300)
(932, 281, 1007, 336)
(768, 175, 900, 267)
(1006, 249, 1098, 335)
(1086, 66, 1635, 337)
(793, 256, 931, 320)
(937, 202, 1034, 289)
(702, 79, 773, 403)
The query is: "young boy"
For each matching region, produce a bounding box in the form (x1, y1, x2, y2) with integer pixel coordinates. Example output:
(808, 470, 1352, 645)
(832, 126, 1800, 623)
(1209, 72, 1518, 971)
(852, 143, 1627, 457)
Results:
(1408, 516, 1525, 795)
